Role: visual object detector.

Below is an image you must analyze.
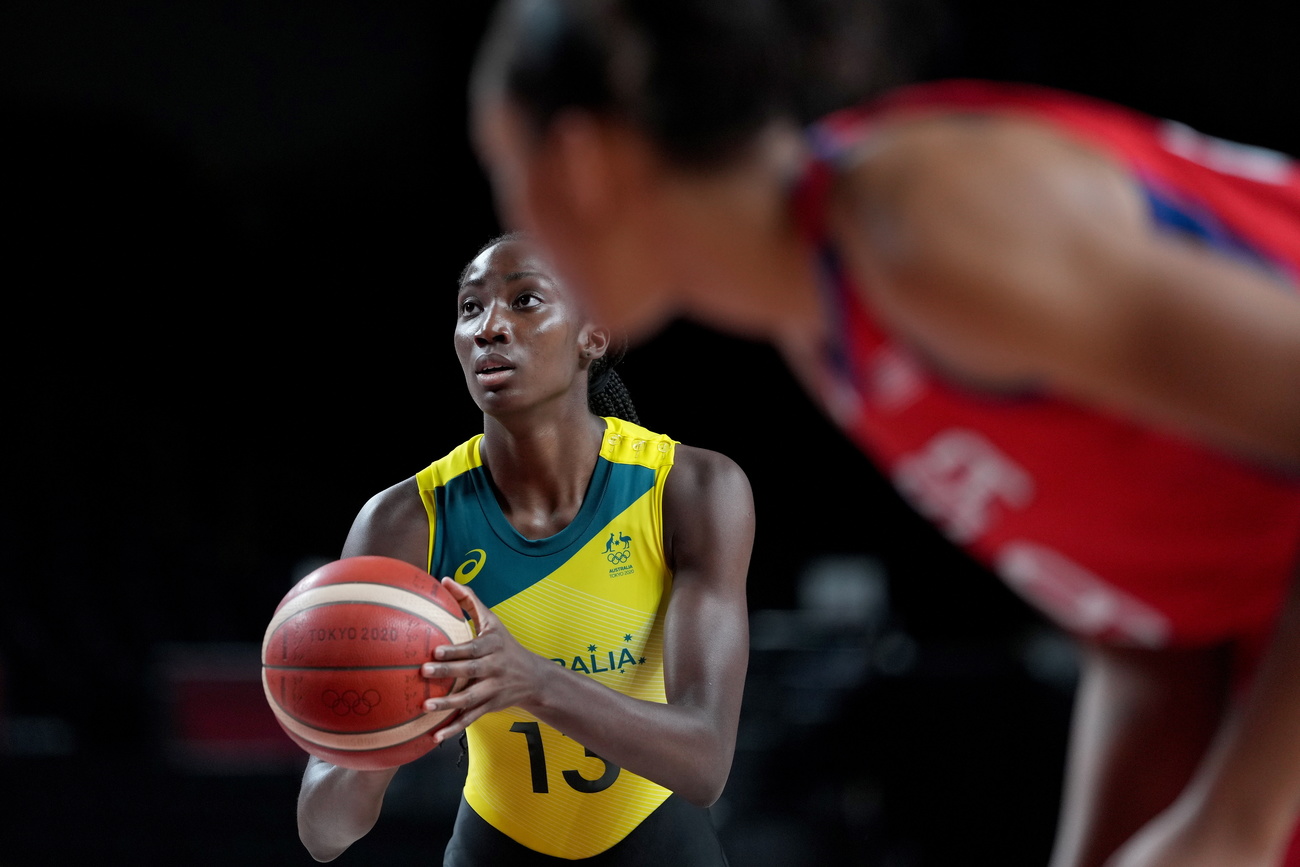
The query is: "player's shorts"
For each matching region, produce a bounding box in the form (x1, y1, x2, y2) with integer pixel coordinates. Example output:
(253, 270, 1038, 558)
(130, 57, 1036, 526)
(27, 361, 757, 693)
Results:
(441, 793, 731, 866)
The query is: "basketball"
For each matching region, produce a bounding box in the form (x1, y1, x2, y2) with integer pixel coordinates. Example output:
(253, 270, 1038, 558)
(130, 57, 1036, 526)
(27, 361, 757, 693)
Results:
(261, 555, 474, 770)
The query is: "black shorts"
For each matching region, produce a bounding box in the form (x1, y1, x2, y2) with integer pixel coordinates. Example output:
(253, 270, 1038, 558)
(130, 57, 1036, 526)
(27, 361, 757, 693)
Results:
(441, 794, 731, 866)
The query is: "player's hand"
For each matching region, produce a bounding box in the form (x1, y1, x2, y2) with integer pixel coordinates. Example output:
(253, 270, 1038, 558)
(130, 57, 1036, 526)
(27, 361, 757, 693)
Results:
(419, 577, 550, 743)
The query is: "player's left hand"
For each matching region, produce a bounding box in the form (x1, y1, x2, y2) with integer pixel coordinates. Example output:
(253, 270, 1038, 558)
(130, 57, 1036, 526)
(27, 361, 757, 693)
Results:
(419, 576, 551, 743)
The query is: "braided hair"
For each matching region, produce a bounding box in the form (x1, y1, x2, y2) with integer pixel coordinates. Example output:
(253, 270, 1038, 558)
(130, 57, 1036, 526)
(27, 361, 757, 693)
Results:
(460, 231, 640, 424)
(587, 334, 640, 424)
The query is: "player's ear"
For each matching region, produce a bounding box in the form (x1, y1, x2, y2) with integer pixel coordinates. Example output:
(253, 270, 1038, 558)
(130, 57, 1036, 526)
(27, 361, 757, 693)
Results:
(580, 325, 612, 362)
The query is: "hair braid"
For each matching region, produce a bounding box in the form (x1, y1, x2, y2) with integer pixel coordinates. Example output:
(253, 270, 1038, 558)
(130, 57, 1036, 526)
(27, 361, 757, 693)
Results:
(588, 337, 640, 424)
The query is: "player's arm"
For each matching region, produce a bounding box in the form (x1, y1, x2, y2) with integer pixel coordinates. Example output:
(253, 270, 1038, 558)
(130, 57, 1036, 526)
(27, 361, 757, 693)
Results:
(297, 758, 401, 862)
(296, 477, 431, 861)
(1104, 559, 1300, 867)
(834, 115, 1300, 471)
(1045, 640, 1236, 867)
(424, 445, 754, 806)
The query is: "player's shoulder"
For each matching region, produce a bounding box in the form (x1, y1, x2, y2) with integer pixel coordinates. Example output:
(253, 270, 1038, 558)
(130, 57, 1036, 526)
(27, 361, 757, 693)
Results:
(603, 416, 675, 443)
(600, 416, 677, 467)
(342, 474, 429, 561)
(838, 109, 1137, 231)
(828, 110, 1149, 320)
(671, 442, 746, 472)
(599, 416, 750, 493)
(358, 475, 424, 521)
(660, 443, 755, 559)
(419, 435, 486, 488)
(666, 443, 753, 500)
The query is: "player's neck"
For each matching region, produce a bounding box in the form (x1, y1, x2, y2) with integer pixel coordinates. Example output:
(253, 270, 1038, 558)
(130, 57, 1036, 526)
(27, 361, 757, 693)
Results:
(659, 122, 824, 344)
(479, 409, 606, 539)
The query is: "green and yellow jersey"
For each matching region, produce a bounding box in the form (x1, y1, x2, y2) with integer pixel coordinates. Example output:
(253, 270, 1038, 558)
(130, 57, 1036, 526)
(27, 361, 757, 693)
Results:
(417, 417, 677, 859)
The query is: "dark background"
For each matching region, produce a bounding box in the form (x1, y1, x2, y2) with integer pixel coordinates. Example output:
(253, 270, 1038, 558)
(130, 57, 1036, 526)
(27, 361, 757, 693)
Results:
(2, 1, 1296, 865)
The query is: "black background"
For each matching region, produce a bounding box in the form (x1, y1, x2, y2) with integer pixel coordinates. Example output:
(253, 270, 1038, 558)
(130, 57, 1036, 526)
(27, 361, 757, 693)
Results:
(2, 1, 1296, 865)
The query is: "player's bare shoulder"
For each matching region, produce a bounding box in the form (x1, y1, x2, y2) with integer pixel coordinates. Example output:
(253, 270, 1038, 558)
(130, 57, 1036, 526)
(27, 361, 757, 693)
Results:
(830, 112, 1149, 267)
(666, 444, 752, 504)
(341, 475, 430, 563)
(823, 111, 1157, 388)
(662, 444, 754, 552)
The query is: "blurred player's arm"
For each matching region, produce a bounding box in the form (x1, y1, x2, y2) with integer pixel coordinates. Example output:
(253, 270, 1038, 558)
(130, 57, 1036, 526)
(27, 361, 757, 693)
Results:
(296, 478, 431, 861)
(834, 114, 1300, 471)
(1045, 640, 1235, 867)
(1104, 562, 1300, 867)
(424, 445, 754, 806)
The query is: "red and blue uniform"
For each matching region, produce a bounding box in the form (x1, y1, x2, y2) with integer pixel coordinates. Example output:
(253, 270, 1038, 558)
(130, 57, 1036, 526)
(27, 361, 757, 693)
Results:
(793, 79, 1300, 666)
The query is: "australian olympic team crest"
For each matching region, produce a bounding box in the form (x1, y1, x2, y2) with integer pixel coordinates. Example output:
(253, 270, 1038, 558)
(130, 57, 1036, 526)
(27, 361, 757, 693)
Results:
(604, 530, 635, 577)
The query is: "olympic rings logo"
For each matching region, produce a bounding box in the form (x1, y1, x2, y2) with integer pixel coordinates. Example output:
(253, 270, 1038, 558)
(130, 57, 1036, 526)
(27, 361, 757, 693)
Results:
(323, 689, 381, 716)
(606, 550, 631, 564)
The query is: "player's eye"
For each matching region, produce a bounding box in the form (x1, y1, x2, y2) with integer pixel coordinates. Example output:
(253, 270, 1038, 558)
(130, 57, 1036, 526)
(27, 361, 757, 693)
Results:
(514, 292, 540, 309)
(459, 299, 481, 316)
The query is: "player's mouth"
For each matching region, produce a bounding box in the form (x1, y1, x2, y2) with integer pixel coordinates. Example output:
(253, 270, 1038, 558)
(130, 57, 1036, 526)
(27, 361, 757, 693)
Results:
(474, 354, 516, 386)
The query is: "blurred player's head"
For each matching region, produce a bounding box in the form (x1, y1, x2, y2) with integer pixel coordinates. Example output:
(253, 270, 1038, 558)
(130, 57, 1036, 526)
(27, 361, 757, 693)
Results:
(469, 0, 909, 340)
(457, 232, 639, 422)
(473, 0, 795, 166)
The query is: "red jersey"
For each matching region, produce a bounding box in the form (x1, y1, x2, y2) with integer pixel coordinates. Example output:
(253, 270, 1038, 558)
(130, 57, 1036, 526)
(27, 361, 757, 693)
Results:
(793, 79, 1300, 652)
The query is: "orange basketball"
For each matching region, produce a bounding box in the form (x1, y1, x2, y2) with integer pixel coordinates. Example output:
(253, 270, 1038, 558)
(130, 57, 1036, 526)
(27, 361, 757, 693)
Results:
(260, 555, 474, 770)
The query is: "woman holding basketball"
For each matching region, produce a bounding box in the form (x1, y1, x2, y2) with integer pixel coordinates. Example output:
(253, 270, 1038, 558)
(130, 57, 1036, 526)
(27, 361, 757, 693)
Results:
(466, 1, 1300, 866)
(295, 232, 754, 865)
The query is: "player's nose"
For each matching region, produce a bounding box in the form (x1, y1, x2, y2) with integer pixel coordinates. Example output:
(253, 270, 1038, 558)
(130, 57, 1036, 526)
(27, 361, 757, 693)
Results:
(474, 302, 512, 345)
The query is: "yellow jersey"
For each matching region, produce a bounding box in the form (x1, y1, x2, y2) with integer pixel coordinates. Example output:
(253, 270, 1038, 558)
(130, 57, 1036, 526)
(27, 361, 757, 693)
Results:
(416, 417, 677, 858)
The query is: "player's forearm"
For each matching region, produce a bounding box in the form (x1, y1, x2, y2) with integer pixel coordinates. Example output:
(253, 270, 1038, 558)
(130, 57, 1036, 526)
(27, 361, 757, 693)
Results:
(1180, 573, 1300, 857)
(525, 662, 736, 806)
(297, 758, 399, 862)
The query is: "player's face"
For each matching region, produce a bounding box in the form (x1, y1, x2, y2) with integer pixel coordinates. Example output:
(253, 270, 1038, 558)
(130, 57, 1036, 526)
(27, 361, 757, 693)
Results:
(455, 238, 594, 415)
(471, 96, 679, 344)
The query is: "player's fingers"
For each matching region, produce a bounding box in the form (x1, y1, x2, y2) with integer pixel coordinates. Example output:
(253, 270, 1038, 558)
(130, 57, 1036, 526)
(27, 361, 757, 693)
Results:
(425, 687, 500, 738)
(421, 656, 486, 679)
(440, 576, 478, 616)
(429, 638, 478, 663)
(430, 625, 506, 664)
(442, 576, 494, 633)
(423, 686, 474, 713)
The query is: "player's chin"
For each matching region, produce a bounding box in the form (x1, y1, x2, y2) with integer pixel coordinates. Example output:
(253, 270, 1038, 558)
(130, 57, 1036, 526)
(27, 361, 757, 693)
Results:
(470, 386, 523, 413)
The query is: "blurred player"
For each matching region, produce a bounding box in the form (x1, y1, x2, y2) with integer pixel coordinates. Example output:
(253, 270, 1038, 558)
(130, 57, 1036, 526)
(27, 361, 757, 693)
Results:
(296, 233, 754, 865)
(467, 2, 1300, 865)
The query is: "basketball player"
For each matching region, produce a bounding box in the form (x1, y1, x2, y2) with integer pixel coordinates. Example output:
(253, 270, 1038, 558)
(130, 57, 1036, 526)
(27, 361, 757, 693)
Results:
(295, 233, 754, 865)
(466, 2, 1300, 866)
